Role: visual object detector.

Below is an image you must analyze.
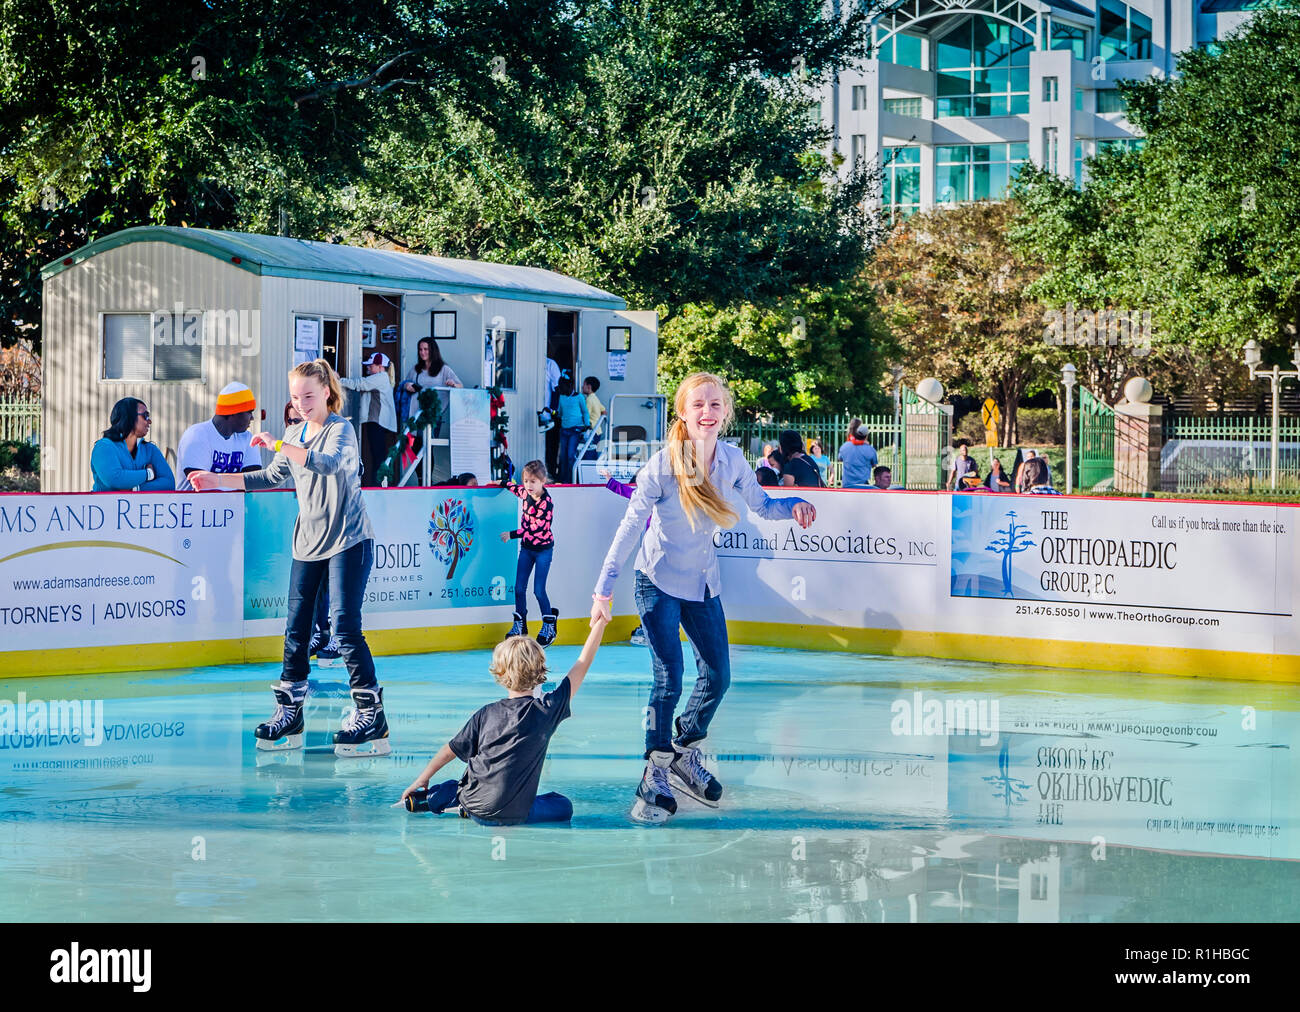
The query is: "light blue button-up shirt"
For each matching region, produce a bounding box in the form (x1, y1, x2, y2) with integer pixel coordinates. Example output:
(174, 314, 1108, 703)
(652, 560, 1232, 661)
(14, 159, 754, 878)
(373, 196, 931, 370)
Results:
(594, 442, 808, 602)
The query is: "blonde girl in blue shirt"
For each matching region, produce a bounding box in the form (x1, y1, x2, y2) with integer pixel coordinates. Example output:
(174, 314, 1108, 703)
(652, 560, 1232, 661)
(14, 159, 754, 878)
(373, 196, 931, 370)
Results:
(590, 372, 817, 823)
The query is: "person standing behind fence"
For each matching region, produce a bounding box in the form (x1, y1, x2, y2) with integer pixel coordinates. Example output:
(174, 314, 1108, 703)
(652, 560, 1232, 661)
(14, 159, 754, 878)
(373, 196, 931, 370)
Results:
(339, 352, 398, 487)
(838, 420, 878, 488)
(778, 430, 824, 488)
(807, 440, 831, 484)
(176, 383, 261, 491)
(91, 397, 175, 491)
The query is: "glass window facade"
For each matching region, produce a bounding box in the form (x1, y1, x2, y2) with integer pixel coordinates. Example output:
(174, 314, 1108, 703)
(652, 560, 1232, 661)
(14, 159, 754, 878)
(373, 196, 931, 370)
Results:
(884, 146, 921, 218)
(1097, 89, 1127, 113)
(852, 134, 868, 165)
(1050, 22, 1089, 60)
(1098, 0, 1152, 62)
(936, 142, 1029, 202)
(852, 85, 868, 111)
(884, 96, 923, 117)
(1044, 127, 1059, 175)
(1043, 76, 1059, 102)
(1075, 140, 1087, 186)
(1096, 137, 1146, 155)
(936, 16, 1032, 117)
(874, 28, 925, 69)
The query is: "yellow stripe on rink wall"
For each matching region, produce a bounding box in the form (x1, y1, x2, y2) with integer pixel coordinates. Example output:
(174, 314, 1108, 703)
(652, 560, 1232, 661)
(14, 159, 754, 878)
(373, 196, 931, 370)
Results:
(725, 620, 1300, 685)
(0, 617, 645, 679)
(2, 615, 1293, 686)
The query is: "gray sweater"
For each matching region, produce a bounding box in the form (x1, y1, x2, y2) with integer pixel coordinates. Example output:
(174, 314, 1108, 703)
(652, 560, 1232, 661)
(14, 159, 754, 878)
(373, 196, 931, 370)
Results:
(243, 413, 375, 561)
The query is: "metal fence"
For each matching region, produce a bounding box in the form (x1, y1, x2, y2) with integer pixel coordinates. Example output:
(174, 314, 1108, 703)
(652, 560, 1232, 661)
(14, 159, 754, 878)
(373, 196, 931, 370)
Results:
(728, 413, 902, 486)
(0, 395, 39, 443)
(1161, 415, 1300, 494)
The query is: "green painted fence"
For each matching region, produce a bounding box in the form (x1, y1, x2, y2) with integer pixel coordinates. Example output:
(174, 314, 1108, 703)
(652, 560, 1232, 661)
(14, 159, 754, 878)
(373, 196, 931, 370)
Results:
(0, 395, 39, 443)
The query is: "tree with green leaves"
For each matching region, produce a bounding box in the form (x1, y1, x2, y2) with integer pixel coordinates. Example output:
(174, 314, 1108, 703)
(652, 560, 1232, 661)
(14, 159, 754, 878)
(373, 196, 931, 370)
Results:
(1009, 9, 1300, 405)
(2, 0, 884, 355)
(657, 274, 896, 416)
(870, 201, 1057, 444)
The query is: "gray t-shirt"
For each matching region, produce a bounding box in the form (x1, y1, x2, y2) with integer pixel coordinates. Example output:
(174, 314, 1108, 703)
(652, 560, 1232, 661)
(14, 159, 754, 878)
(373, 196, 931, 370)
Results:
(449, 677, 572, 824)
(242, 413, 375, 562)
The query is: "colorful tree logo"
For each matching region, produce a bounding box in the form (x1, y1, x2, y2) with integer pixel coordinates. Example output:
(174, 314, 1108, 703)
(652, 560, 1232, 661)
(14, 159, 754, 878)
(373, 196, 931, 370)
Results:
(985, 510, 1035, 597)
(429, 498, 475, 579)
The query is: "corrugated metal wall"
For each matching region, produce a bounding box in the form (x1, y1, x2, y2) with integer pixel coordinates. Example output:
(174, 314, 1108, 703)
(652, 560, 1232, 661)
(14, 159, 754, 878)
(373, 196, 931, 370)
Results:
(259, 276, 364, 434)
(483, 296, 546, 471)
(42, 243, 261, 492)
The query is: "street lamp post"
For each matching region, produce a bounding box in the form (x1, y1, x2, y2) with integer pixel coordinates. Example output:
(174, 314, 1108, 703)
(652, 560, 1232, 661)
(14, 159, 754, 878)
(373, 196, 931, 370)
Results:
(890, 364, 904, 475)
(1243, 340, 1300, 490)
(1062, 363, 1076, 495)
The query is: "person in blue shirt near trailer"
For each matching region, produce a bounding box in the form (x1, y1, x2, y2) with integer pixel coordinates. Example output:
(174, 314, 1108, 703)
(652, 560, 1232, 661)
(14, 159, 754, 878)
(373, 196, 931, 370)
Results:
(90, 397, 175, 491)
(556, 376, 591, 483)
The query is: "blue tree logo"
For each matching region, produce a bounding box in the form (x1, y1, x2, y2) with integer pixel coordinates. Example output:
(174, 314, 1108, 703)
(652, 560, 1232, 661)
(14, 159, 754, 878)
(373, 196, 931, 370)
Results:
(982, 739, 1031, 813)
(985, 511, 1035, 597)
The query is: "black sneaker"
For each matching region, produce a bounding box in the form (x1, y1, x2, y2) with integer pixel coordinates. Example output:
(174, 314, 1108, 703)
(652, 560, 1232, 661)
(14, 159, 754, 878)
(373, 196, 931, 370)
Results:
(333, 687, 391, 757)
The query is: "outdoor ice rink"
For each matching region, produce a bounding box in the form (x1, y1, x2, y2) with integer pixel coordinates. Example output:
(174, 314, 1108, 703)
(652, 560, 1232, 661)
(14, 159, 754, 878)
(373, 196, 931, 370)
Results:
(2, 644, 1295, 923)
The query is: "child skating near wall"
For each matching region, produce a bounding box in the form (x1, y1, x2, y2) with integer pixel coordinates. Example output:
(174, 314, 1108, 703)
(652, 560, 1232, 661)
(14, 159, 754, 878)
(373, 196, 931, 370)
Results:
(591, 372, 818, 823)
(500, 459, 559, 646)
(400, 612, 609, 825)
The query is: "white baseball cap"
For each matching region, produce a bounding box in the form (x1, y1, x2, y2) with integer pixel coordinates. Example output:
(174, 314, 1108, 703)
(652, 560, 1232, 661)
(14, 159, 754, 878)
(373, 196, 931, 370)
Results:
(365, 352, 391, 369)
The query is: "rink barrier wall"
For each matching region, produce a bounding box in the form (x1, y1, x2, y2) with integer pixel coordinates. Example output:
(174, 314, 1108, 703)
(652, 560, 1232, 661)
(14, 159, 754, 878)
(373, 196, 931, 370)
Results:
(1, 487, 1296, 683)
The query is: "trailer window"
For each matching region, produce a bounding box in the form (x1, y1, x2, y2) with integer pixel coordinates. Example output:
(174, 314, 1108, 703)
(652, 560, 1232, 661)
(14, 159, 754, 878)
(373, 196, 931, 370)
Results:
(102, 314, 151, 380)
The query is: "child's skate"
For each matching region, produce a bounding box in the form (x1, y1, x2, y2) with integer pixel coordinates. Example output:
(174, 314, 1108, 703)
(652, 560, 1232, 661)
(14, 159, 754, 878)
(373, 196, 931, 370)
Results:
(537, 608, 559, 647)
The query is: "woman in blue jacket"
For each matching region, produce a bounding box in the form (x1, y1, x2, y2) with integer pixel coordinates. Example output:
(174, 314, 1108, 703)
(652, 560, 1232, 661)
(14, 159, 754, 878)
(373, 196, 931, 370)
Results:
(91, 397, 175, 491)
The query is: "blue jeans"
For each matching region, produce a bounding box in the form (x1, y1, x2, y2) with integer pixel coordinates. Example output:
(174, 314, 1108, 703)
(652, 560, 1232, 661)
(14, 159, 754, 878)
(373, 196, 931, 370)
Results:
(312, 583, 330, 642)
(283, 539, 377, 689)
(514, 545, 553, 619)
(559, 427, 585, 483)
(424, 779, 573, 825)
(634, 570, 731, 757)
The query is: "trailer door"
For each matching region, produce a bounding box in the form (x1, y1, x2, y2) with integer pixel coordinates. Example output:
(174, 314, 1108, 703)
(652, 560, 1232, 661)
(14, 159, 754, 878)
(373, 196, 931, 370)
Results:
(577, 309, 661, 442)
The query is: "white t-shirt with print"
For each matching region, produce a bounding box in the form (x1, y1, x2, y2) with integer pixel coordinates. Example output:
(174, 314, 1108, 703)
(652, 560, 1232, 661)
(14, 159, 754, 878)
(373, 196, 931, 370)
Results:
(176, 420, 256, 490)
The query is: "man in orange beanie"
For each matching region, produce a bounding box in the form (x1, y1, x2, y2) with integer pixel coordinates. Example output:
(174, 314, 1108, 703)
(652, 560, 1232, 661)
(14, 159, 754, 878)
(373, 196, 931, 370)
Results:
(176, 381, 261, 490)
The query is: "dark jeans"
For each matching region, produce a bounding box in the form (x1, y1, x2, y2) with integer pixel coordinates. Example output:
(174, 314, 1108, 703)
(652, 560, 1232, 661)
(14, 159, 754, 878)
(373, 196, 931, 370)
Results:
(559, 427, 585, 483)
(545, 423, 559, 482)
(424, 779, 573, 825)
(514, 545, 553, 619)
(283, 539, 377, 689)
(634, 570, 731, 757)
(312, 583, 330, 642)
(361, 422, 392, 487)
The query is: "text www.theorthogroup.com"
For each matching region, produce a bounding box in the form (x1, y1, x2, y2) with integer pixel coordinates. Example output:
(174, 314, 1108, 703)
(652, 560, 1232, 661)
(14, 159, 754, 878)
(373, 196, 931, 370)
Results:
(1114, 972, 1249, 985)
(10, 573, 155, 591)
(1088, 607, 1218, 627)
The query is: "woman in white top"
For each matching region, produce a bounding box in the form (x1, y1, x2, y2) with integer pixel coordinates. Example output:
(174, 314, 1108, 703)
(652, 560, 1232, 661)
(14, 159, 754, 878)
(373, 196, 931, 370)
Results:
(401, 337, 462, 421)
(339, 352, 398, 486)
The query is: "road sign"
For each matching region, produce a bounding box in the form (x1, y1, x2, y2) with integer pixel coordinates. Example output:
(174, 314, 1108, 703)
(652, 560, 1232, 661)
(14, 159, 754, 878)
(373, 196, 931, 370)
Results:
(981, 398, 1001, 429)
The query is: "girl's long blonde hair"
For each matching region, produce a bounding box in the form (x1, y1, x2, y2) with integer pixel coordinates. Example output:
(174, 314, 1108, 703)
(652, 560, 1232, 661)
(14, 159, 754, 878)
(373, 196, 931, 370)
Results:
(290, 358, 344, 414)
(668, 372, 739, 531)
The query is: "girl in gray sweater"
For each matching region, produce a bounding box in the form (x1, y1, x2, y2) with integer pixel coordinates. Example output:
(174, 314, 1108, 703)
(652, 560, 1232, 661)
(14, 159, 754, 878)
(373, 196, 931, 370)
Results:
(190, 359, 389, 757)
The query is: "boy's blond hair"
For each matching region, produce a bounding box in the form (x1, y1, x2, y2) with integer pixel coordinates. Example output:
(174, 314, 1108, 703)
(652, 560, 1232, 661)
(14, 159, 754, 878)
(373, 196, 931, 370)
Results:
(490, 636, 549, 692)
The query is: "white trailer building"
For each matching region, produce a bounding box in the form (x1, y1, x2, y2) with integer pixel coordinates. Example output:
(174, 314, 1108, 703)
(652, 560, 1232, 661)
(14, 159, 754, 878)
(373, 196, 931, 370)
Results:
(39, 227, 659, 491)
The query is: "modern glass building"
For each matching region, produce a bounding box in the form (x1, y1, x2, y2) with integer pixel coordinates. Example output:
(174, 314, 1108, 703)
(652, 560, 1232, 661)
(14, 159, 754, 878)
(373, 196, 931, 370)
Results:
(822, 0, 1268, 216)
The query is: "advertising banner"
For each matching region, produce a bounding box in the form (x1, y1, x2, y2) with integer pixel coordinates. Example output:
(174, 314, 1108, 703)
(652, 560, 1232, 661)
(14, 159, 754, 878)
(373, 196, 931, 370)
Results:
(949, 493, 1295, 652)
(243, 486, 523, 620)
(0, 493, 244, 651)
